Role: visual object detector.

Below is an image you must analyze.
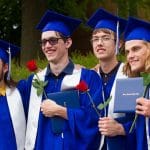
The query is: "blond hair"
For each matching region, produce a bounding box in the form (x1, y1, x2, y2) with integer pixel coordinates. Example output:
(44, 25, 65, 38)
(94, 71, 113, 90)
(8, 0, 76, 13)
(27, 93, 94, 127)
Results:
(123, 41, 150, 77)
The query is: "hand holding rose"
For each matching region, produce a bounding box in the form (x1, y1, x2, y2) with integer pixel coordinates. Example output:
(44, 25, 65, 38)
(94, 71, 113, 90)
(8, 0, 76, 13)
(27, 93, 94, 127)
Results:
(98, 117, 125, 137)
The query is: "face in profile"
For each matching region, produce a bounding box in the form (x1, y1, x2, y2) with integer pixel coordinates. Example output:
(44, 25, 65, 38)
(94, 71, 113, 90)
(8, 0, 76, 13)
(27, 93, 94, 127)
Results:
(125, 40, 149, 73)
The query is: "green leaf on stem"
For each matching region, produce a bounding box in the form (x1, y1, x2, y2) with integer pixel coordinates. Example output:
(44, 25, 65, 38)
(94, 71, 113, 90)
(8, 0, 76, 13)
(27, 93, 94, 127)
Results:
(43, 80, 48, 87)
(33, 81, 42, 89)
(97, 96, 112, 110)
(140, 72, 150, 86)
(129, 113, 138, 133)
(37, 88, 44, 96)
(33, 78, 48, 97)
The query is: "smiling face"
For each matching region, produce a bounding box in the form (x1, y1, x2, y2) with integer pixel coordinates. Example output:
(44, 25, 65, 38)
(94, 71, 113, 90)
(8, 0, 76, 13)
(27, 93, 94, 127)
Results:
(41, 31, 72, 64)
(125, 40, 149, 73)
(91, 29, 116, 61)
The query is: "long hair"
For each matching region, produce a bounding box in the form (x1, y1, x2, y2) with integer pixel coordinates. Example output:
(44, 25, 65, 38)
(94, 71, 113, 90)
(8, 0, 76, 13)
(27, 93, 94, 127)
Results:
(3, 61, 17, 88)
(123, 41, 150, 77)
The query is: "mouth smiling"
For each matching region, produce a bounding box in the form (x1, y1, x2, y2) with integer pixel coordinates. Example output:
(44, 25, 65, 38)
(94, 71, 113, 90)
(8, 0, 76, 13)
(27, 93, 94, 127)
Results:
(45, 49, 56, 55)
(129, 59, 139, 66)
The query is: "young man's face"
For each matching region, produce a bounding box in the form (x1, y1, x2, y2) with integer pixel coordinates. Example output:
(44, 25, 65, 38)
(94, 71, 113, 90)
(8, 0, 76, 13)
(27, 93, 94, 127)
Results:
(125, 40, 149, 73)
(91, 30, 116, 61)
(41, 31, 72, 64)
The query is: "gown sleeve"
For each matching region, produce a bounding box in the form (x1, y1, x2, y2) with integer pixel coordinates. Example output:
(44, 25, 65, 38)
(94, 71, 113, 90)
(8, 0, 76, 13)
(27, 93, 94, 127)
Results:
(67, 69, 104, 149)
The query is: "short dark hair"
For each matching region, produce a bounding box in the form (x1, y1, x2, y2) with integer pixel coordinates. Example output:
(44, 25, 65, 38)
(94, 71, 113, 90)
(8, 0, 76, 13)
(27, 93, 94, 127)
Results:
(92, 28, 116, 39)
(55, 31, 70, 43)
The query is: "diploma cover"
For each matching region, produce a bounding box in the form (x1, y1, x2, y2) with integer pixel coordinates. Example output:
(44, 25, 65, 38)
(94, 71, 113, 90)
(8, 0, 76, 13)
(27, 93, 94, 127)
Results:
(47, 90, 80, 133)
(114, 77, 144, 113)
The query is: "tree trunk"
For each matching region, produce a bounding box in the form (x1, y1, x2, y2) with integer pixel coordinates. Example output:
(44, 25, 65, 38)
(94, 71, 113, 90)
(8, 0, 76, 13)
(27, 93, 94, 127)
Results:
(21, 0, 47, 64)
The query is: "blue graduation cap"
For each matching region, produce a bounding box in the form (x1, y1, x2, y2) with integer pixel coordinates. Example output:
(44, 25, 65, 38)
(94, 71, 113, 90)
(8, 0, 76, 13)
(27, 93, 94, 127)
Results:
(0, 39, 20, 80)
(87, 8, 127, 54)
(86, 8, 127, 35)
(0, 39, 20, 63)
(124, 17, 150, 42)
(36, 10, 82, 37)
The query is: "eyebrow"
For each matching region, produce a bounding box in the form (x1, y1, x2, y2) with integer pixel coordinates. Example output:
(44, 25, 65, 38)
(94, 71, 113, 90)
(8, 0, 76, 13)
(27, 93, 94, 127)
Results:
(92, 34, 111, 38)
(41, 36, 60, 40)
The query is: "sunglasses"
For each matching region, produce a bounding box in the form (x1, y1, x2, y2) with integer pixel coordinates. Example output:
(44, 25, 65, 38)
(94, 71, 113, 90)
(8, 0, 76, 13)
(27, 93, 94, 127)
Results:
(39, 37, 62, 46)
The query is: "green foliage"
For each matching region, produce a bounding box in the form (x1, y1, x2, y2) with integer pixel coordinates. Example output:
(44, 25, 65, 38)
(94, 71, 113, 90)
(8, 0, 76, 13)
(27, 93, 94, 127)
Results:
(12, 58, 48, 80)
(140, 72, 150, 86)
(117, 53, 126, 62)
(115, 0, 150, 18)
(47, 0, 93, 20)
(11, 63, 30, 80)
(71, 51, 98, 69)
(11, 52, 98, 81)
(12, 50, 126, 81)
(0, 0, 21, 44)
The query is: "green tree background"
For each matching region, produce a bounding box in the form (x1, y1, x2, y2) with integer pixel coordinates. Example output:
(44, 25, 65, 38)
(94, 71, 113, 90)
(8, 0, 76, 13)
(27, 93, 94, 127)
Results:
(0, 0, 150, 64)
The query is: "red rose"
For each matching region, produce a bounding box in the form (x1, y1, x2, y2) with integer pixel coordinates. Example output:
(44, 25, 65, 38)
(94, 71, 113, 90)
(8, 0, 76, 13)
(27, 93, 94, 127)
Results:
(75, 80, 88, 92)
(76, 80, 101, 117)
(26, 60, 38, 72)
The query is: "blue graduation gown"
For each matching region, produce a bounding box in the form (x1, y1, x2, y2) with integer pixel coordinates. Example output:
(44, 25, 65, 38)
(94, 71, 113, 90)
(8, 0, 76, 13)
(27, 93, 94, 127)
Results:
(99, 63, 135, 150)
(25, 67, 104, 150)
(0, 96, 17, 150)
(0, 84, 27, 150)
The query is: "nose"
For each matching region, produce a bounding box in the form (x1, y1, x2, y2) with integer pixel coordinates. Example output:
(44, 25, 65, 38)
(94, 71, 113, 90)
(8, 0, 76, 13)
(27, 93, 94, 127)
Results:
(97, 38, 103, 45)
(127, 50, 135, 60)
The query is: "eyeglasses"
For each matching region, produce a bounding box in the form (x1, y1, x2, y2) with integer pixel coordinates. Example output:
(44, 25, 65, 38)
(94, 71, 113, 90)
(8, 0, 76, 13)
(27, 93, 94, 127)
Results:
(39, 37, 62, 46)
(91, 36, 114, 44)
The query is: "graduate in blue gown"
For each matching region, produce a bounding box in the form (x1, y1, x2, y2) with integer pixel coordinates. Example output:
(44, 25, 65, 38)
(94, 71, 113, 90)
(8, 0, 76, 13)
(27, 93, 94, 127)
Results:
(0, 39, 26, 150)
(123, 17, 150, 150)
(86, 8, 134, 150)
(24, 10, 104, 150)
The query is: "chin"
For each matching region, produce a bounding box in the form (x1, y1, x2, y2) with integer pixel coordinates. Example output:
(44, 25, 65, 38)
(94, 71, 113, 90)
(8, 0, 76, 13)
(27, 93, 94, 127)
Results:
(98, 55, 108, 60)
(131, 67, 144, 74)
(47, 56, 55, 62)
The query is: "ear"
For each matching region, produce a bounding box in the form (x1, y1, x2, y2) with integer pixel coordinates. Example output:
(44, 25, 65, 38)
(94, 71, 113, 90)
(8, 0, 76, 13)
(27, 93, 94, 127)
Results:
(65, 38, 72, 49)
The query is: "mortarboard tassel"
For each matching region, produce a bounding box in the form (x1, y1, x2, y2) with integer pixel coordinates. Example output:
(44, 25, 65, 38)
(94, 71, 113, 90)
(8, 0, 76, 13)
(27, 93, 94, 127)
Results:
(7, 45, 11, 81)
(115, 20, 120, 54)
